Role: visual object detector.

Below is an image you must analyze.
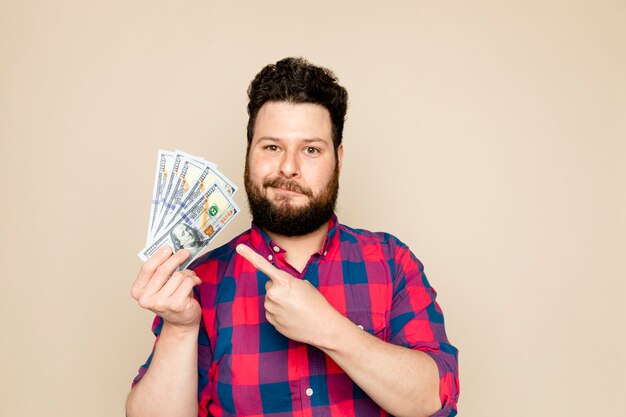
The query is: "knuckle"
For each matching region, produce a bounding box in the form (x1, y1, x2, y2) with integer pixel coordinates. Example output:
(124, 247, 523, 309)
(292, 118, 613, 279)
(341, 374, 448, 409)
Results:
(179, 277, 190, 289)
(130, 287, 140, 300)
(139, 263, 153, 275)
(154, 262, 168, 275)
(153, 299, 167, 312)
(265, 311, 276, 325)
(137, 296, 150, 309)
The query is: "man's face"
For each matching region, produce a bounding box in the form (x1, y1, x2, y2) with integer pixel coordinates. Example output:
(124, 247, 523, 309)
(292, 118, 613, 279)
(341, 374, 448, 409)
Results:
(244, 101, 343, 236)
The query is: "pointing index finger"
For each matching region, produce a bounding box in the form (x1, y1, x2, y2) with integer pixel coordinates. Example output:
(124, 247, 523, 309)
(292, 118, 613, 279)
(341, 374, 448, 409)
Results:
(236, 244, 288, 284)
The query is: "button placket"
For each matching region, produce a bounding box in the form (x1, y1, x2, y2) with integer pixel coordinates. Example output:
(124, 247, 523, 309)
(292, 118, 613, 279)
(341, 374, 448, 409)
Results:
(307, 346, 322, 412)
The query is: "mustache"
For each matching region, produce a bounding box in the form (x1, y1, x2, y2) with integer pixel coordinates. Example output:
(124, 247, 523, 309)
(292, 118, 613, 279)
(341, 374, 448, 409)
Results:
(263, 178, 313, 197)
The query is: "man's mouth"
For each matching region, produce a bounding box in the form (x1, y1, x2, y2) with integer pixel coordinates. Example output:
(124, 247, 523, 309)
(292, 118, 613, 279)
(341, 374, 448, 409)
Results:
(271, 185, 302, 194)
(264, 179, 312, 197)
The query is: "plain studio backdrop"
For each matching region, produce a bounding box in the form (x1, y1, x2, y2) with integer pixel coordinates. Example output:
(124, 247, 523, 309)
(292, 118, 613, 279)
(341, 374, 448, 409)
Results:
(0, 1, 624, 416)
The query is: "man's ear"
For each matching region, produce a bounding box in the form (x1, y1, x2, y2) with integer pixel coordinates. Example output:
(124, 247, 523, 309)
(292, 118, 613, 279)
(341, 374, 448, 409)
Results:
(337, 144, 344, 173)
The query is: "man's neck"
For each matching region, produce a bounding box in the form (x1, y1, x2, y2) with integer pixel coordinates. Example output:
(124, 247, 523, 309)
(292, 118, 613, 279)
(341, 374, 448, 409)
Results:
(264, 221, 329, 273)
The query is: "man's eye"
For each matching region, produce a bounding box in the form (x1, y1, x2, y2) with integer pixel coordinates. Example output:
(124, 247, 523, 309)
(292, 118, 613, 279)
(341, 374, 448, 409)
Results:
(264, 145, 279, 151)
(304, 147, 320, 154)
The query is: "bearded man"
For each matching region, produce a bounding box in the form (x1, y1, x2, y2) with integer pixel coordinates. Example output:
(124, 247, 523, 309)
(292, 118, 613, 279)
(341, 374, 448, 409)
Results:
(127, 57, 459, 417)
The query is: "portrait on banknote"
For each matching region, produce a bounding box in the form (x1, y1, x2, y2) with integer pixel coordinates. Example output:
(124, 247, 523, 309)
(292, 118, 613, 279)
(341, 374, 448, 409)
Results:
(170, 223, 207, 258)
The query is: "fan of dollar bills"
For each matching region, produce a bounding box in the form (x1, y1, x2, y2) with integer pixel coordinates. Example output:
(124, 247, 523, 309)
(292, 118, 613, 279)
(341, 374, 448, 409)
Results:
(138, 150, 240, 270)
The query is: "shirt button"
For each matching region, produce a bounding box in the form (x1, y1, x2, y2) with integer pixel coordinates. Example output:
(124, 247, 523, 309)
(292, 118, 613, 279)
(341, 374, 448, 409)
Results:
(357, 324, 364, 330)
(267, 254, 273, 261)
(323, 250, 327, 256)
(273, 245, 280, 252)
(305, 387, 313, 397)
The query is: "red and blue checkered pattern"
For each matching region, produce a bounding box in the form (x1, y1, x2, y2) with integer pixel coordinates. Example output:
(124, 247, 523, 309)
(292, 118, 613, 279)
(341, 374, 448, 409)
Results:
(134, 215, 459, 416)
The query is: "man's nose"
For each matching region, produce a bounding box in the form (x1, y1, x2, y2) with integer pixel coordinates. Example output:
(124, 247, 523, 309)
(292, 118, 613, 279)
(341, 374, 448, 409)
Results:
(279, 149, 300, 178)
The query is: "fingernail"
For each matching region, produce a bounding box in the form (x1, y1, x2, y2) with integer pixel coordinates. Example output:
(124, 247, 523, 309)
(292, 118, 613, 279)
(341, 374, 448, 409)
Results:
(161, 246, 171, 254)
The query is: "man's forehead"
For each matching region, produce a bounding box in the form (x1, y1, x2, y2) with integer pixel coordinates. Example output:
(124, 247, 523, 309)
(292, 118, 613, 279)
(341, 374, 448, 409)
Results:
(253, 101, 332, 143)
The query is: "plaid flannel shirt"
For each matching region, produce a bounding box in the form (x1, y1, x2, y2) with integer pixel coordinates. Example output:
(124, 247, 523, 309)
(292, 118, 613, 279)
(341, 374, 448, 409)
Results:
(133, 215, 459, 416)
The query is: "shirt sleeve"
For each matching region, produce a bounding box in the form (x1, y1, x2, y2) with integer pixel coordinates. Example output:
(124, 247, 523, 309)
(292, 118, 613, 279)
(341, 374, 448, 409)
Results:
(131, 314, 163, 388)
(196, 303, 214, 415)
(388, 239, 460, 417)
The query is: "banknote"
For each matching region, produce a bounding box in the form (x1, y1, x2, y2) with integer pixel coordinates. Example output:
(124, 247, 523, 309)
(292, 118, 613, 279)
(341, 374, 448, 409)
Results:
(153, 156, 209, 238)
(147, 150, 175, 242)
(155, 151, 186, 235)
(157, 163, 238, 234)
(148, 150, 220, 241)
(139, 181, 240, 270)
(175, 148, 212, 167)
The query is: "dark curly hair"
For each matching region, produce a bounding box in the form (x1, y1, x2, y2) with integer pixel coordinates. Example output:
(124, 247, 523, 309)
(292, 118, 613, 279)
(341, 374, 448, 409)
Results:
(246, 57, 348, 155)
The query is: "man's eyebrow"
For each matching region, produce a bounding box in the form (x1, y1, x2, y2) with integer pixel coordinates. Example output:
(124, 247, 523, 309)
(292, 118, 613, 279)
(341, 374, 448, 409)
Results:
(257, 137, 280, 142)
(257, 137, 328, 144)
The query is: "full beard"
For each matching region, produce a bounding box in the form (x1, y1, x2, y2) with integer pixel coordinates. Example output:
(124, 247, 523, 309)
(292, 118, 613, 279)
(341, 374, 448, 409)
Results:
(244, 162, 339, 237)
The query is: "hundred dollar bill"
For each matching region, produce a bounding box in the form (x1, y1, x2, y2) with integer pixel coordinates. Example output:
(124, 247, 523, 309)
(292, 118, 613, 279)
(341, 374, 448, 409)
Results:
(175, 148, 212, 167)
(158, 164, 238, 233)
(139, 182, 239, 270)
(151, 150, 215, 239)
(155, 151, 185, 232)
(153, 156, 208, 238)
(147, 150, 175, 243)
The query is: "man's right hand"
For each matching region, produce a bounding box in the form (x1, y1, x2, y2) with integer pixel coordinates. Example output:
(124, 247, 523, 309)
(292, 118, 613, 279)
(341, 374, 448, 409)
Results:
(131, 246, 202, 328)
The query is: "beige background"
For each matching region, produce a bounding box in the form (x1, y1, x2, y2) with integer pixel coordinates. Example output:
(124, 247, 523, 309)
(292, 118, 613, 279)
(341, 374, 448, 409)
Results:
(1, 1, 624, 416)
